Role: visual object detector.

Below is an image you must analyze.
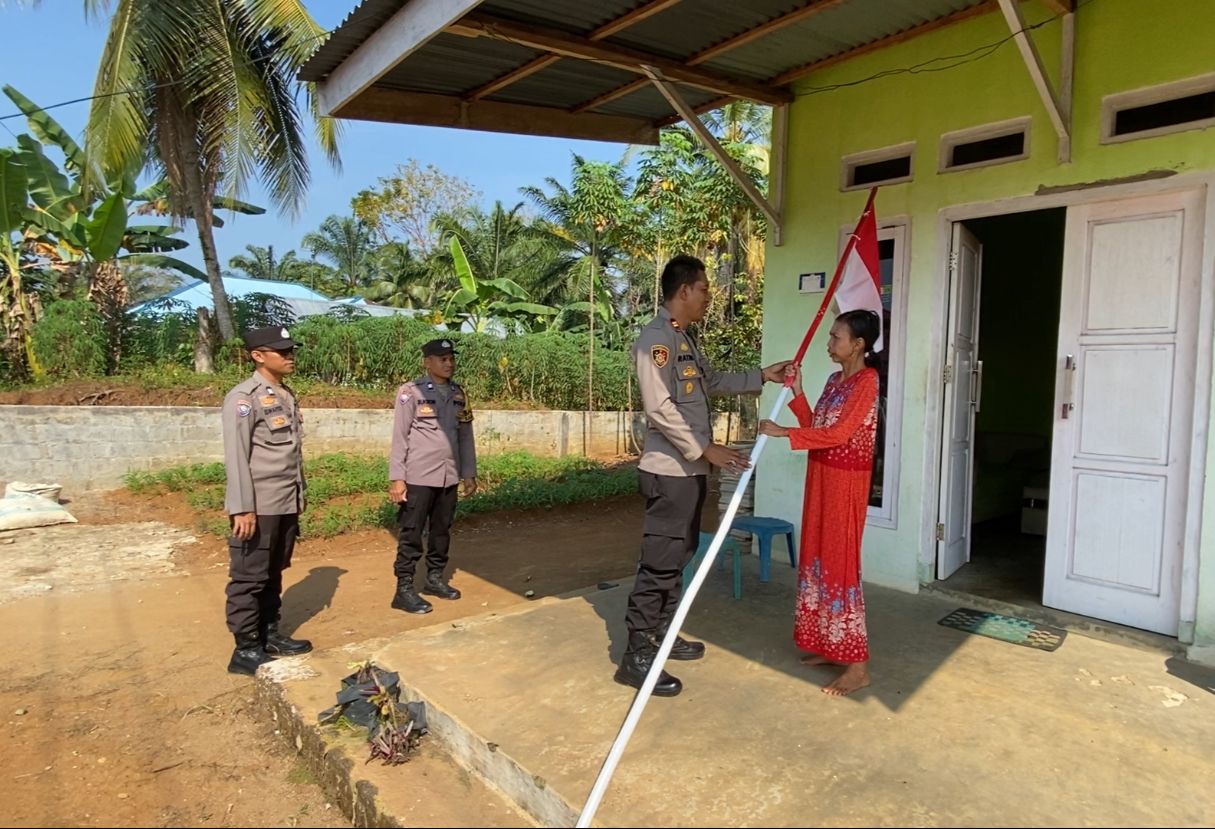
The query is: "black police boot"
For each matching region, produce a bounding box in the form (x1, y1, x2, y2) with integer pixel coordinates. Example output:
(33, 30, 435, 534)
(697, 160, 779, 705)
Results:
(421, 572, 461, 601)
(391, 578, 433, 614)
(656, 625, 706, 661)
(227, 634, 273, 676)
(613, 631, 682, 697)
(262, 621, 313, 657)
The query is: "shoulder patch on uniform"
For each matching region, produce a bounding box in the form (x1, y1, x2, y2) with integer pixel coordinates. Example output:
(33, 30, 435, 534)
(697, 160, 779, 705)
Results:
(399, 393, 411, 404)
(236, 400, 251, 418)
(651, 345, 669, 368)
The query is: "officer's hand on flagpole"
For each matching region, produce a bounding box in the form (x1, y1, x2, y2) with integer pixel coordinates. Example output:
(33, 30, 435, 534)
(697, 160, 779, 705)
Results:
(462, 478, 478, 497)
(784, 364, 803, 397)
(762, 360, 794, 383)
(388, 480, 407, 504)
(758, 420, 790, 438)
(703, 442, 750, 471)
(231, 512, 257, 541)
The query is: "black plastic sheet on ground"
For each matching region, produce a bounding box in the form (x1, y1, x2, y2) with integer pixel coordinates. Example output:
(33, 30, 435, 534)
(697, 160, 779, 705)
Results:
(318, 662, 427, 764)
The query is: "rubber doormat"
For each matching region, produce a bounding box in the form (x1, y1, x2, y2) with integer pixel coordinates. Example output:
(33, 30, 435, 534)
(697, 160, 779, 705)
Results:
(938, 608, 1067, 652)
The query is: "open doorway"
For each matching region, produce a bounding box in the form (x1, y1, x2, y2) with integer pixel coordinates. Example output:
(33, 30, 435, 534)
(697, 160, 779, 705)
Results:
(938, 207, 1065, 605)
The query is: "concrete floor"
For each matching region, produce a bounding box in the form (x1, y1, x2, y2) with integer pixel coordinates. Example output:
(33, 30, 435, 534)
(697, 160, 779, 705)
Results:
(941, 517, 1045, 606)
(265, 556, 1215, 828)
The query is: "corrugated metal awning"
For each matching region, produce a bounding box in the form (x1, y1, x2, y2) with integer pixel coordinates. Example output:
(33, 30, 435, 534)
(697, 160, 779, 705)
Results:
(299, 0, 1013, 143)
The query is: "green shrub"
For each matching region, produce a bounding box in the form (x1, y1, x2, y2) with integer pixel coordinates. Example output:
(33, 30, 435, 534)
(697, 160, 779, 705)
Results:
(31, 299, 107, 378)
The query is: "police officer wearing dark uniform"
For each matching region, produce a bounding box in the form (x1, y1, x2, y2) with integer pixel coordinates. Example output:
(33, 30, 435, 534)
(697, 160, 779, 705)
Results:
(222, 326, 313, 675)
(388, 338, 478, 614)
(617, 255, 791, 697)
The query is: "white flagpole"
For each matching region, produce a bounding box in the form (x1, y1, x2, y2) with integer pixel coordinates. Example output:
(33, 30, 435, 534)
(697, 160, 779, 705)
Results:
(575, 384, 794, 828)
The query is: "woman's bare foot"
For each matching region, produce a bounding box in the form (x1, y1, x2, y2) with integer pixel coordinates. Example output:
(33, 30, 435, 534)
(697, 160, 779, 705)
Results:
(823, 663, 870, 696)
(799, 653, 843, 667)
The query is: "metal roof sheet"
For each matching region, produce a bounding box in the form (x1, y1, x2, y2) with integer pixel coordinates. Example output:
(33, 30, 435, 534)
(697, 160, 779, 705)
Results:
(300, 0, 1002, 139)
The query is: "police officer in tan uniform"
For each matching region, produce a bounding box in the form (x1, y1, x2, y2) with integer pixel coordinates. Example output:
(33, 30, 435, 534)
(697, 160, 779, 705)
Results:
(616, 255, 791, 697)
(388, 338, 478, 614)
(222, 326, 313, 676)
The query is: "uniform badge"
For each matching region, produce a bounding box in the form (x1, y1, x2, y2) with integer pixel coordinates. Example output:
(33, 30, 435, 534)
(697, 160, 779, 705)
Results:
(260, 395, 277, 406)
(418, 404, 435, 416)
(651, 345, 669, 367)
(682, 366, 697, 378)
(684, 381, 694, 394)
(679, 342, 689, 352)
(270, 415, 288, 428)
(236, 400, 251, 418)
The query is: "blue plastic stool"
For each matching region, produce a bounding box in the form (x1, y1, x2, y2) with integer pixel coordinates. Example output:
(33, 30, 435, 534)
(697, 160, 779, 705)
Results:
(683, 532, 743, 600)
(729, 516, 797, 582)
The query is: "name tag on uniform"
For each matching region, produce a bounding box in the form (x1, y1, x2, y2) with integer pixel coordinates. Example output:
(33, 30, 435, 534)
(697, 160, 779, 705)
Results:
(262, 404, 284, 415)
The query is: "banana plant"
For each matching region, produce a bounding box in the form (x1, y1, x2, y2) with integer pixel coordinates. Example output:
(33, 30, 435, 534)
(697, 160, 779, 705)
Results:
(442, 235, 558, 333)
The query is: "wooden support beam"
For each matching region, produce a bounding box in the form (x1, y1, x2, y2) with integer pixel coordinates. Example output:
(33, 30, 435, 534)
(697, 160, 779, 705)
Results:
(772, 0, 998, 87)
(466, 2, 683, 103)
(333, 87, 659, 144)
(655, 95, 735, 127)
(644, 67, 780, 231)
(1058, 11, 1074, 162)
(588, 0, 685, 40)
(769, 104, 789, 247)
(689, 0, 848, 66)
(1038, 0, 1074, 14)
(571, 78, 649, 114)
(451, 12, 792, 106)
(316, 0, 485, 115)
(466, 54, 560, 101)
(997, 0, 1070, 147)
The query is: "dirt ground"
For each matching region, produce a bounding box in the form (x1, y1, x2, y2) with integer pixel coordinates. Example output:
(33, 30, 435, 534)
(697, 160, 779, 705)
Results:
(0, 492, 645, 828)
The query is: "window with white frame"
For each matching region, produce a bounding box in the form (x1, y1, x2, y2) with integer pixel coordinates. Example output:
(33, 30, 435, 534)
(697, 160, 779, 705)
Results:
(840, 143, 915, 191)
(1101, 72, 1215, 143)
(838, 222, 909, 526)
(939, 117, 1031, 172)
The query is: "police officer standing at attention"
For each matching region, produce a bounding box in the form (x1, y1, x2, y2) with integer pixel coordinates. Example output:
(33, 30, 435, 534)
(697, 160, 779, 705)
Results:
(617, 255, 791, 697)
(222, 326, 313, 676)
(388, 338, 478, 615)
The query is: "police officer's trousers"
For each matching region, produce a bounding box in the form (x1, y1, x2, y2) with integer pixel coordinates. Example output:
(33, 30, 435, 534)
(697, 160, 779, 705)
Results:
(394, 483, 459, 581)
(225, 513, 298, 639)
(625, 472, 706, 635)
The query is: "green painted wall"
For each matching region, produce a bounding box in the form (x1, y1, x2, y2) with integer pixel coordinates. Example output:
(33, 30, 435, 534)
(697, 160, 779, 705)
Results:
(758, 0, 1215, 648)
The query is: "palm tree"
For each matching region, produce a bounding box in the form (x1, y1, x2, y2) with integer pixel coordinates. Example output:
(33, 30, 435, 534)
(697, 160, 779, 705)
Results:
(431, 201, 571, 316)
(523, 155, 632, 412)
(82, 0, 340, 345)
(302, 215, 375, 296)
(365, 241, 435, 309)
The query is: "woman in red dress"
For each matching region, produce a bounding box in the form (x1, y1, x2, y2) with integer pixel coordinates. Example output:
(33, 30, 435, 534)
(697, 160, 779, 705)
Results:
(759, 310, 880, 696)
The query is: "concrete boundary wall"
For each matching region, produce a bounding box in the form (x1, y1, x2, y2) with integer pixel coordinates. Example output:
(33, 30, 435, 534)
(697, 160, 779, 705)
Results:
(0, 405, 744, 492)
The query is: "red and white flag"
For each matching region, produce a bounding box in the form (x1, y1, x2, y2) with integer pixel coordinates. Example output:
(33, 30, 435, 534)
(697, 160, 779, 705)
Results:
(833, 188, 884, 351)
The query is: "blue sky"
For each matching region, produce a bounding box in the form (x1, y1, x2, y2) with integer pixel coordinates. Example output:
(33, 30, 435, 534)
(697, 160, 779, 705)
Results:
(0, 3, 629, 271)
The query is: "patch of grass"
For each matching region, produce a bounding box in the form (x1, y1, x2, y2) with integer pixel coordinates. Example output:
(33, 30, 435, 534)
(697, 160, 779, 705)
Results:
(124, 451, 638, 538)
(286, 761, 317, 787)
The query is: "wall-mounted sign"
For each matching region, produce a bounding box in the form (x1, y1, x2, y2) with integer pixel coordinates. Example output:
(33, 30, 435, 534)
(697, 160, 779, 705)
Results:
(799, 272, 827, 293)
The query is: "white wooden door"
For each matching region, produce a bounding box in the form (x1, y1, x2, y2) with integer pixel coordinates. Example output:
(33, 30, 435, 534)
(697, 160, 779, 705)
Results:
(1044, 190, 1205, 635)
(937, 224, 983, 579)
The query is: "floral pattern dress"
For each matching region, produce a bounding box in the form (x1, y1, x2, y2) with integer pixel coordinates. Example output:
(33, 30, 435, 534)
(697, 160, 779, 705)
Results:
(786, 367, 879, 664)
